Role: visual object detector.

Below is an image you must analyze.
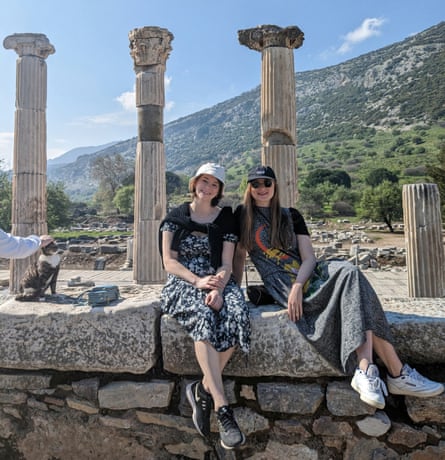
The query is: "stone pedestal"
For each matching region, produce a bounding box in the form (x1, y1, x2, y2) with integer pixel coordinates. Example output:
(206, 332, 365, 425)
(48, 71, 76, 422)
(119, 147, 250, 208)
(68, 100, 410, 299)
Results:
(238, 25, 304, 207)
(3, 33, 55, 293)
(120, 238, 134, 270)
(402, 183, 445, 297)
(128, 27, 173, 283)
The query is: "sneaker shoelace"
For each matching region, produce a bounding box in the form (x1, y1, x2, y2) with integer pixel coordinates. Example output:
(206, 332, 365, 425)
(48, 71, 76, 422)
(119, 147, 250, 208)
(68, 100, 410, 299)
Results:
(402, 367, 426, 384)
(200, 395, 210, 412)
(218, 408, 238, 432)
(367, 372, 388, 396)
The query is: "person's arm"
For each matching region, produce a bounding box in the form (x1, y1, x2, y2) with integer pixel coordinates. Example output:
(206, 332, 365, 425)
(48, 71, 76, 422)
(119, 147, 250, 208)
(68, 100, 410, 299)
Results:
(161, 230, 224, 291)
(215, 240, 235, 287)
(231, 204, 246, 286)
(0, 228, 41, 259)
(287, 234, 317, 322)
(233, 243, 247, 286)
(205, 240, 236, 310)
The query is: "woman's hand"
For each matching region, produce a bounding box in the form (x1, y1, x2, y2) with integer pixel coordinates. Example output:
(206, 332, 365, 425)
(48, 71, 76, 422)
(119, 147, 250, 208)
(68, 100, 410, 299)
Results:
(194, 275, 225, 291)
(288, 282, 304, 322)
(205, 289, 223, 311)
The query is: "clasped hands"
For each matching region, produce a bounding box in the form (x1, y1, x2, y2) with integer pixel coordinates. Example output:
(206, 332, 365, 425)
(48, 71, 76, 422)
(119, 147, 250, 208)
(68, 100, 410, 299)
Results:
(194, 275, 225, 311)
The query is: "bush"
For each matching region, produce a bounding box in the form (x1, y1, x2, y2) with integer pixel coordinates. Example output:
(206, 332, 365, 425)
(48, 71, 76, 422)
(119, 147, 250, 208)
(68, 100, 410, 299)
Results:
(332, 201, 356, 216)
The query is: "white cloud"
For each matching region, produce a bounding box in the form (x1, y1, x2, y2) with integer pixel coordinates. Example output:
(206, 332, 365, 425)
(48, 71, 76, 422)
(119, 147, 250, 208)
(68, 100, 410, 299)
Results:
(116, 87, 136, 112)
(165, 101, 175, 112)
(68, 74, 174, 135)
(115, 74, 173, 112)
(165, 75, 172, 92)
(337, 18, 386, 54)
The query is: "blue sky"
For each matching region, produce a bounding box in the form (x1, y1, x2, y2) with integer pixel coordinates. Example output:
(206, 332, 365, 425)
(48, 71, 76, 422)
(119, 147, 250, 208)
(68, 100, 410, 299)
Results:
(0, 0, 443, 167)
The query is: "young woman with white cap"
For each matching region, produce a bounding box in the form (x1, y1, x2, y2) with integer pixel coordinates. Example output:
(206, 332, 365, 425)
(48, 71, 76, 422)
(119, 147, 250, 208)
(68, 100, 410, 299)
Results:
(159, 162, 249, 450)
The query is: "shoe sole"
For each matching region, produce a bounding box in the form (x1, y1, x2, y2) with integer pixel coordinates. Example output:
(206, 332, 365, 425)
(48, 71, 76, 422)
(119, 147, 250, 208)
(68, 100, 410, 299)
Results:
(220, 432, 246, 450)
(387, 384, 444, 398)
(186, 383, 206, 437)
(351, 378, 385, 409)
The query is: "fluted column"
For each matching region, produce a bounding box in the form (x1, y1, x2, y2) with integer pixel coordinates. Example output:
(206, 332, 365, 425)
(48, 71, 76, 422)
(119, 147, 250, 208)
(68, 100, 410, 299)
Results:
(129, 27, 173, 283)
(3, 33, 55, 293)
(402, 183, 445, 297)
(238, 25, 304, 206)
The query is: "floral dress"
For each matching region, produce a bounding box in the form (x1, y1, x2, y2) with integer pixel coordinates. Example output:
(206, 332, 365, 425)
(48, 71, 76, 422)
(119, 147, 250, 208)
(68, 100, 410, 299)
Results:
(160, 213, 250, 354)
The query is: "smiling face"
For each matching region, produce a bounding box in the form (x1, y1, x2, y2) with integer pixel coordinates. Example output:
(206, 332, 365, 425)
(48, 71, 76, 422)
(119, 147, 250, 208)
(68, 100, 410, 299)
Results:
(192, 174, 222, 203)
(249, 178, 276, 207)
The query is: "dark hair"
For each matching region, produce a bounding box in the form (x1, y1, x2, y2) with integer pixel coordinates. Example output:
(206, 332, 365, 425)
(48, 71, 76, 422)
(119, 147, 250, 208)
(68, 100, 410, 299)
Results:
(189, 175, 224, 207)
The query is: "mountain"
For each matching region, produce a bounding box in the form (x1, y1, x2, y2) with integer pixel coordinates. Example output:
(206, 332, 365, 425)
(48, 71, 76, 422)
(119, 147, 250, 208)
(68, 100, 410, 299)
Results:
(48, 139, 137, 200)
(47, 22, 445, 201)
(48, 142, 119, 168)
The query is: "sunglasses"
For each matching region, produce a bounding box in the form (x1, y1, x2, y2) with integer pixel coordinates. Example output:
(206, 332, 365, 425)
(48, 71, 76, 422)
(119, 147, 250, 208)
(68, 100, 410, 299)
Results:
(251, 179, 273, 189)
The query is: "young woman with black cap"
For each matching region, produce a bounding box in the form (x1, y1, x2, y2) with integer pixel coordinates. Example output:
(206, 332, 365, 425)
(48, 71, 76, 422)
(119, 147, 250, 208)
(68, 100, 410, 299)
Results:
(160, 162, 249, 450)
(233, 165, 443, 410)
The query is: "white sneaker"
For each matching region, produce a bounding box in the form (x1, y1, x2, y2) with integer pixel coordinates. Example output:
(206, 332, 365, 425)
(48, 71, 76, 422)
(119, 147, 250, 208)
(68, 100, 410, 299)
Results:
(351, 364, 388, 409)
(387, 364, 445, 397)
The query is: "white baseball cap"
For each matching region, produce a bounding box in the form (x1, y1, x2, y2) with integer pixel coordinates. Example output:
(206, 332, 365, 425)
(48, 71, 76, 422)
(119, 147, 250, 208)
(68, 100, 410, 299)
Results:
(192, 162, 225, 184)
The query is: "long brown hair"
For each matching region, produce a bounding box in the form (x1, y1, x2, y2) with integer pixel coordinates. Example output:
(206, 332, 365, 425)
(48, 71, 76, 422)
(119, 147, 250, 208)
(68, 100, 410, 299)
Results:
(239, 181, 287, 251)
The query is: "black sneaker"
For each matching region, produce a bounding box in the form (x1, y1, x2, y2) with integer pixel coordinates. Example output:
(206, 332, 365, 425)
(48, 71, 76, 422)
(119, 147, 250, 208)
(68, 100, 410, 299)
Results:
(186, 380, 212, 437)
(216, 405, 246, 450)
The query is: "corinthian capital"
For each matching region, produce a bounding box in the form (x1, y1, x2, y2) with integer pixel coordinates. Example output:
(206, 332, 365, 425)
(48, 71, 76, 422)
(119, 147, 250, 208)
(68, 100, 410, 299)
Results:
(129, 27, 174, 68)
(238, 25, 304, 51)
(3, 33, 55, 59)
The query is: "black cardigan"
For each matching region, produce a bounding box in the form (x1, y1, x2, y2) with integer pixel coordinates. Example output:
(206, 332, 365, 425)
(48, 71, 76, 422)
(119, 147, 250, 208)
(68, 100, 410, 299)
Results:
(159, 203, 236, 270)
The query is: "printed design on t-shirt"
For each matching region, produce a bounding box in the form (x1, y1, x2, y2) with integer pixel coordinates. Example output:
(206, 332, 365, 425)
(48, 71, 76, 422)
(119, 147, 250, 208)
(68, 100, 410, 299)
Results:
(255, 224, 310, 292)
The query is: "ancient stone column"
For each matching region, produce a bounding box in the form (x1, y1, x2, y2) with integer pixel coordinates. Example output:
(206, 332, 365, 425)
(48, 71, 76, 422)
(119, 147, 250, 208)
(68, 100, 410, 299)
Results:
(3, 33, 55, 293)
(238, 25, 304, 207)
(129, 27, 173, 283)
(402, 183, 445, 297)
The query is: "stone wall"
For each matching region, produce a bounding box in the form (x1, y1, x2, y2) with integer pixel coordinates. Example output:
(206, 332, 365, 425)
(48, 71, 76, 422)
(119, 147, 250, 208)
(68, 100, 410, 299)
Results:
(0, 293, 444, 459)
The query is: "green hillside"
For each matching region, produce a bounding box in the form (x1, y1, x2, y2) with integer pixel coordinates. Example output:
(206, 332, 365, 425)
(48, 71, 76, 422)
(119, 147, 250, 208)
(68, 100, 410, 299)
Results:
(47, 22, 445, 202)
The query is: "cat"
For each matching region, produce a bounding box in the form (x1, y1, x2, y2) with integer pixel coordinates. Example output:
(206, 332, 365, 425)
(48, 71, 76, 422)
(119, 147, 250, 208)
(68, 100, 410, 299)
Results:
(15, 236, 61, 301)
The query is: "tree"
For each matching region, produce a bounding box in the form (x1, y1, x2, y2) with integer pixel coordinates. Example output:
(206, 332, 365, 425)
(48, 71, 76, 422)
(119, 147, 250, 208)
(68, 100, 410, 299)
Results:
(0, 166, 12, 229)
(365, 168, 399, 187)
(426, 143, 445, 216)
(304, 169, 351, 188)
(47, 182, 72, 231)
(298, 182, 338, 218)
(166, 171, 184, 195)
(90, 154, 134, 212)
(0, 163, 71, 231)
(359, 181, 403, 232)
(113, 185, 135, 215)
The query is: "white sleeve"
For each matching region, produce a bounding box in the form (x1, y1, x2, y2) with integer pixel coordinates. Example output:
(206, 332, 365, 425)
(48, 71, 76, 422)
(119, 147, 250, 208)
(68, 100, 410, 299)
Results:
(0, 228, 41, 259)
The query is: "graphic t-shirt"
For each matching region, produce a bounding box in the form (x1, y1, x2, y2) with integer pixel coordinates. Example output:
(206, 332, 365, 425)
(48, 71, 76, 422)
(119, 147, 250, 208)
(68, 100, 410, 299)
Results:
(236, 205, 326, 298)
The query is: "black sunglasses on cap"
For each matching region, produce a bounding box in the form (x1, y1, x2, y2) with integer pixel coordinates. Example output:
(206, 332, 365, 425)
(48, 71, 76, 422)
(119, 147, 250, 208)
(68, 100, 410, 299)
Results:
(251, 179, 273, 189)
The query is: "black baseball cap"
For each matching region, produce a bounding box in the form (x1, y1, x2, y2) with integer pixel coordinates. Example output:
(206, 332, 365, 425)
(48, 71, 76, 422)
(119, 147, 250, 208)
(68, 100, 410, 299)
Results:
(247, 165, 276, 182)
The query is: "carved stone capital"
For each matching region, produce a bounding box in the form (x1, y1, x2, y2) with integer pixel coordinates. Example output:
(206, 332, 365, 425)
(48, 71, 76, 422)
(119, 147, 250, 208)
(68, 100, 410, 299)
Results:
(128, 27, 174, 68)
(238, 25, 304, 51)
(3, 33, 55, 58)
